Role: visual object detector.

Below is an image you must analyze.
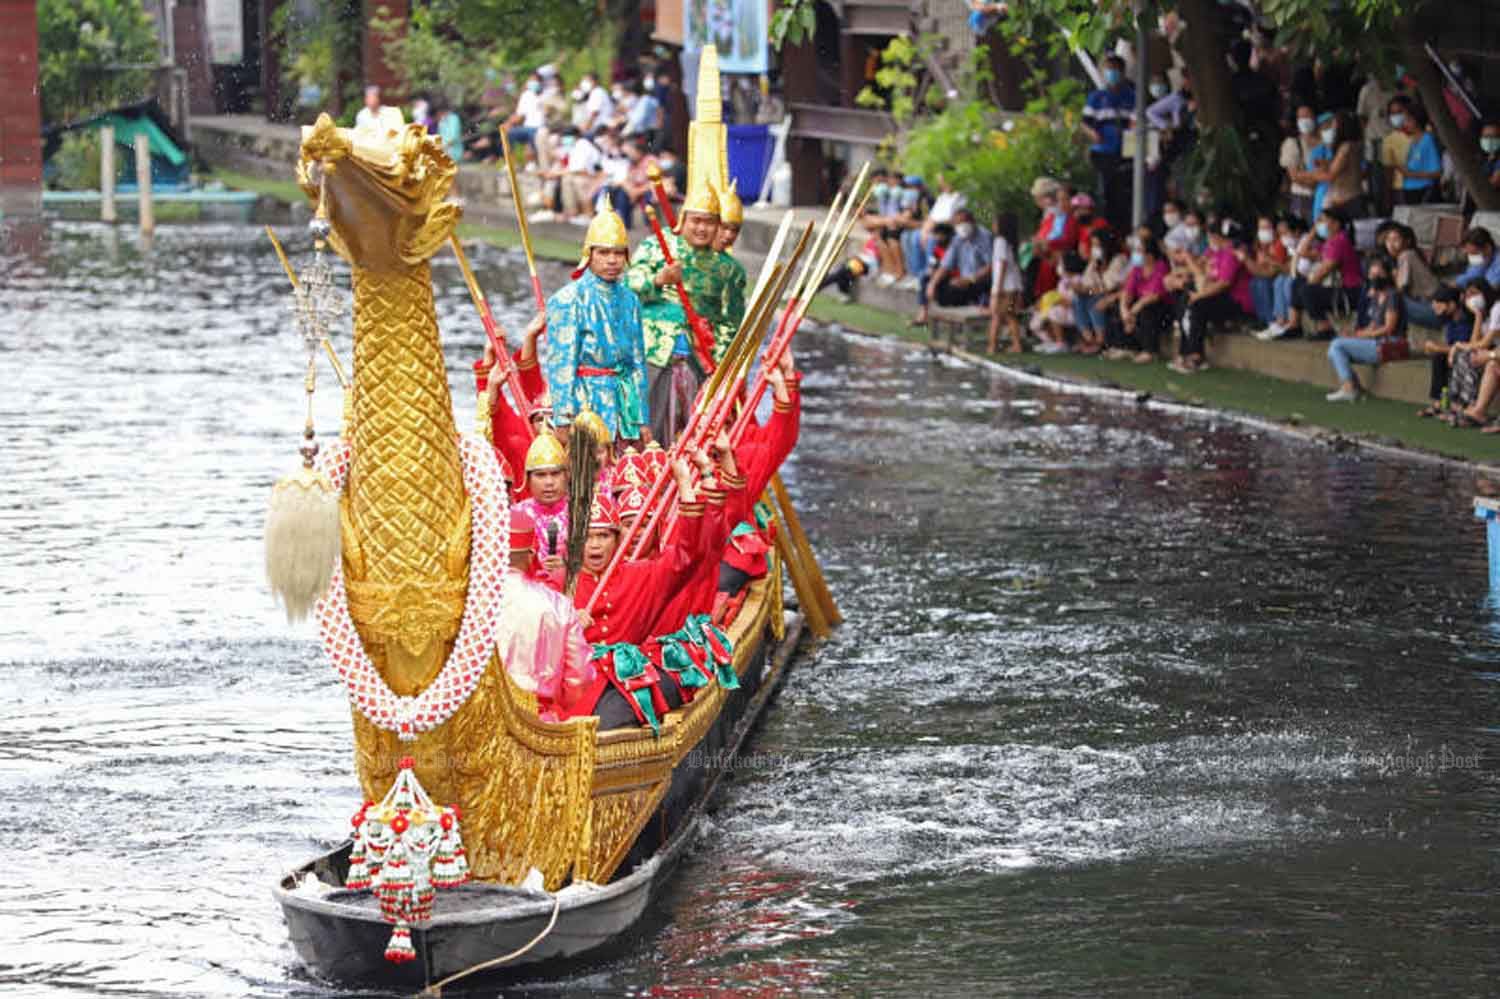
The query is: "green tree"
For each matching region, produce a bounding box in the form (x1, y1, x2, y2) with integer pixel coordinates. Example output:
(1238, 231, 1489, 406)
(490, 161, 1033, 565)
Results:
(36, 0, 158, 125)
(1262, 0, 1500, 211)
(270, 0, 362, 118)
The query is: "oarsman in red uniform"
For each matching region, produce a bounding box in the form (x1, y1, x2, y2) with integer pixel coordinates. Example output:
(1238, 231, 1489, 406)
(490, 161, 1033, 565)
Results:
(714, 348, 801, 624)
(475, 312, 549, 498)
(565, 456, 724, 730)
(648, 434, 742, 636)
(495, 509, 597, 720)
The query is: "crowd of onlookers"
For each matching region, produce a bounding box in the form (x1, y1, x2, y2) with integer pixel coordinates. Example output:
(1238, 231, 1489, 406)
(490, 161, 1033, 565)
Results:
(841, 33, 1500, 428)
(356, 47, 783, 232)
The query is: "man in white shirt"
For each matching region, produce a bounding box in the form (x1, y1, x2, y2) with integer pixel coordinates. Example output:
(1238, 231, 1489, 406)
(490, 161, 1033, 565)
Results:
(560, 131, 605, 223)
(579, 75, 615, 136)
(354, 85, 382, 130)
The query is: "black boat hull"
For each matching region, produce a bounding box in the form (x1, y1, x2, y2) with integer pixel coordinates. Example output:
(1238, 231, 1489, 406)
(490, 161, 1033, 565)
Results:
(274, 610, 804, 986)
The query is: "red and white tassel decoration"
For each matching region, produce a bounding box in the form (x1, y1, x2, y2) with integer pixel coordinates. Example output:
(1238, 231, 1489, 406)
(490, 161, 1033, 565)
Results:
(341, 757, 470, 962)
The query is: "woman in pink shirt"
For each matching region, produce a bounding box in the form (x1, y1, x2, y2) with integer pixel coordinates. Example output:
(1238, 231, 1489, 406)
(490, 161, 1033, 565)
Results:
(1173, 219, 1252, 373)
(1110, 234, 1172, 363)
(1292, 208, 1363, 340)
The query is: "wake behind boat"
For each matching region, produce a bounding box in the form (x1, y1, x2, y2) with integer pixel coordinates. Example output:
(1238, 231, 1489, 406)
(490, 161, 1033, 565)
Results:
(261, 44, 858, 989)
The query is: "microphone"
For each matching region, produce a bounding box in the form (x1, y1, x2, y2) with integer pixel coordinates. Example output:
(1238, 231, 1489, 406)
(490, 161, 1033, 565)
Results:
(546, 521, 559, 557)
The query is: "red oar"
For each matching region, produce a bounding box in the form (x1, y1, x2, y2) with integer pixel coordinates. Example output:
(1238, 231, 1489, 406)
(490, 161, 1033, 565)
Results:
(643, 204, 717, 375)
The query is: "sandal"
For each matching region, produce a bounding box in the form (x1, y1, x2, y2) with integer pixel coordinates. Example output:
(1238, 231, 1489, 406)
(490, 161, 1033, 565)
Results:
(1417, 404, 1443, 419)
(1483, 421, 1500, 435)
(1451, 412, 1485, 429)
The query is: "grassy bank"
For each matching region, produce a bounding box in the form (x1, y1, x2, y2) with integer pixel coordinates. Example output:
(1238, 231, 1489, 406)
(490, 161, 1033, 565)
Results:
(207, 166, 1495, 466)
(208, 168, 305, 205)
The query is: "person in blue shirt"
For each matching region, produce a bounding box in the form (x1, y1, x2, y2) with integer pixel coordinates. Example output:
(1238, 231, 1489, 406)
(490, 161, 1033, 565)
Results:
(1454, 227, 1500, 289)
(1392, 98, 1442, 204)
(1082, 54, 1136, 231)
(1418, 285, 1475, 417)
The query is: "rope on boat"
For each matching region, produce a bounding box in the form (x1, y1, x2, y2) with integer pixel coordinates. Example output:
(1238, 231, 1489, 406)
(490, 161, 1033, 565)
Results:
(418, 894, 562, 998)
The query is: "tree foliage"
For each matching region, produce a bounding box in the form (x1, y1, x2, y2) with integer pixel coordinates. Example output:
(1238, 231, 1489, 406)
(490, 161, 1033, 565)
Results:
(769, 0, 818, 50)
(271, 0, 363, 114)
(37, 0, 158, 125)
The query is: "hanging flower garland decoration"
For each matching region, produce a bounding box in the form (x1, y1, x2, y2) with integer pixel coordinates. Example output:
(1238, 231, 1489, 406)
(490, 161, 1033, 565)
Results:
(312, 434, 509, 739)
(345, 756, 470, 962)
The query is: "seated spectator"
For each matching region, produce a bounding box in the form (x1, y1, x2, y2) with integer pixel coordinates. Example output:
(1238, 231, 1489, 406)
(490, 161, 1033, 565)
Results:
(1108, 234, 1172, 363)
(1032, 252, 1083, 353)
(1417, 286, 1471, 417)
(1442, 282, 1500, 426)
(895, 175, 932, 291)
(1030, 177, 1075, 297)
(988, 213, 1024, 353)
(504, 74, 546, 162)
(1163, 206, 1206, 258)
(1392, 99, 1442, 205)
(1279, 105, 1320, 221)
(1074, 229, 1129, 355)
(913, 223, 954, 326)
(1455, 227, 1500, 289)
(1157, 198, 1184, 239)
(1172, 219, 1252, 373)
(553, 129, 605, 224)
(912, 175, 967, 322)
(1325, 258, 1408, 402)
(1245, 214, 1290, 327)
(1293, 208, 1361, 341)
(866, 170, 911, 285)
(1256, 216, 1312, 340)
(1071, 193, 1110, 255)
(622, 79, 662, 141)
(925, 209, 992, 310)
(435, 103, 463, 163)
(612, 135, 658, 229)
(1383, 223, 1439, 328)
(819, 233, 881, 303)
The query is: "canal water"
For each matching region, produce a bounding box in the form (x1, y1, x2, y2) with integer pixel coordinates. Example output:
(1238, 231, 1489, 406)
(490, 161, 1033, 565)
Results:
(2, 222, 1497, 997)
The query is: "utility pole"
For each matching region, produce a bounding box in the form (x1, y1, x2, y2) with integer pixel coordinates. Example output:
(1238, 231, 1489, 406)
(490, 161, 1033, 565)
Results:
(1131, 0, 1149, 229)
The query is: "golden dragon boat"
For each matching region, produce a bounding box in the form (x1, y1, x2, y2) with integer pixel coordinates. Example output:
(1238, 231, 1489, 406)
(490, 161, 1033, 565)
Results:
(268, 47, 854, 990)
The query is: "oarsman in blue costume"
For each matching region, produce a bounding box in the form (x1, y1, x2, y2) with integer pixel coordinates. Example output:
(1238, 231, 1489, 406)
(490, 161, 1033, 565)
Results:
(542, 203, 652, 445)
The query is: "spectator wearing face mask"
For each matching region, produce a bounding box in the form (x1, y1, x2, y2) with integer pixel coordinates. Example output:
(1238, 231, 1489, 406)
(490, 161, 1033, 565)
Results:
(1455, 227, 1500, 289)
(1295, 111, 1363, 220)
(1417, 286, 1471, 418)
(1324, 258, 1408, 402)
(1481, 120, 1500, 191)
(1245, 214, 1290, 327)
(1293, 209, 1362, 341)
(1392, 99, 1441, 205)
(1081, 54, 1136, 230)
(1110, 234, 1171, 364)
(1379, 96, 1414, 206)
(1382, 223, 1439, 328)
(1439, 282, 1499, 427)
(1279, 105, 1320, 221)
(1028, 177, 1074, 300)
(925, 209, 993, 310)
(1171, 219, 1252, 373)
(1070, 193, 1109, 256)
(1073, 229, 1129, 355)
(505, 74, 547, 164)
(1255, 216, 1311, 340)
(622, 79, 662, 143)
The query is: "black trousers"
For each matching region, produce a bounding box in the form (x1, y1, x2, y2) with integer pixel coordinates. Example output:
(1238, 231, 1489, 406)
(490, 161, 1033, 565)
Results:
(1181, 292, 1243, 357)
(1429, 354, 1451, 401)
(1293, 283, 1352, 323)
(933, 276, 987, 308)
(593, 674, 686, 731)
(1108, 301, 1171, 354)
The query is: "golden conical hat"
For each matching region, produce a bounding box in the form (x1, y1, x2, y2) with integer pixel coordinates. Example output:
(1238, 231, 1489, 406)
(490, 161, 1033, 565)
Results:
(576, 202, 629, 269)
(679, 177, 721, 221)
(524, 431, 566, 473)
(718, 178, 743, 226)
(684, 45, 730, 226)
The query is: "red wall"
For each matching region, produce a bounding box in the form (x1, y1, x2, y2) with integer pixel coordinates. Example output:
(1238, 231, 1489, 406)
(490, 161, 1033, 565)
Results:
(0, 0, 42, 215)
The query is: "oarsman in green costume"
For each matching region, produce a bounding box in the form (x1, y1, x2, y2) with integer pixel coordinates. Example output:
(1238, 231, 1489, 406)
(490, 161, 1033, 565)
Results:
(625, 180, 746, 443)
